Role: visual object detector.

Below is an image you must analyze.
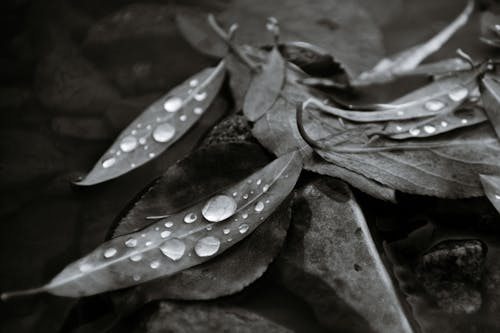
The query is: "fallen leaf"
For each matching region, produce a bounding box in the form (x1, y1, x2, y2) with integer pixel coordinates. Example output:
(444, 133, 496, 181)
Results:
(76, 61, 226, 186)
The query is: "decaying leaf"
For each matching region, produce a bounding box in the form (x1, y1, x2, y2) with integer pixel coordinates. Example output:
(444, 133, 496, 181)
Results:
(480, 11, 500, 47)
(480, 73, 500, 139)
(479, 174, 500, 214)
(76, 61, 226, 186)
(1, 150, 301, 298)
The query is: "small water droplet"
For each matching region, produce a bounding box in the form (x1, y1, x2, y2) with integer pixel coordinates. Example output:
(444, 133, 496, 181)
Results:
(189, 79, 198, 87)
(238, 224, 249, 234)
(155, 227, 160, 231)
(145, 241, 153, 247)
(116, 151, 121, 156)
(265, 200, 270, 204)
(495, 194, 500, 200)
(396, 125, 403, 131)
(262, 184, 270, 192)
(424, 100, 445, 111)
(250, 190, 254, 194)
(397, 111, 404, 116)
(137, 123, 142, 128)
(163, 97, 183, 112)
(202, 195, 237, 222)
(131, 163, 136, 168)
(206, 225, 213, 231)
(102, 157, 116, 168)
(193, 107, 203, 115)
(461, 119, 468, 124)
(184, 212, 197, 223)
(448, 88, 468, 102)
(153, 123, 175, 142)
(227, 238, 232, 242)
(223, 228, 230, 235)
(441, 121, 448, 127)
(125, 238, 137, 248)
(256, 179, 262, 185)
(179, 115, 187, 122)
(133, 275, 141, 281)
(164, 221, 173, 228)
(131, 130, 137, 135)
(160, 238, 185, 261)
(242, 213, 248, 219)
(423, 125, 436, 134)
(120, 136, 137, 152)
(149, 152, 156, 158)
(243, 194, 249, 199)
(194, 236, 220, 257)
(194, 92, 207, 101)
(141, 233, 146, 237)
(130, 254, 142, 262)
(409, 128, 421, 136)
(139, 137, 147, 145)
(103, 248, 117, 258)
(255, 201, 265, 212)
(150, 261, 160, 269)
(161, 230, 171, 238)
(247, 179, 253, 184)
(232, 192, 237, 197)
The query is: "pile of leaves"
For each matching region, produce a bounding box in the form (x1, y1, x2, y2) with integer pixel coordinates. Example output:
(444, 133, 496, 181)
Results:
(3, 0, 500, 332)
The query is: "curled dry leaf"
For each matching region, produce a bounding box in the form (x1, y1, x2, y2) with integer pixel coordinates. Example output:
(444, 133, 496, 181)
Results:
(479, 174, 500, 215)
(1, 150, 301, 299)
(76, 61, 226, 186)
(480, 73, 500, 139)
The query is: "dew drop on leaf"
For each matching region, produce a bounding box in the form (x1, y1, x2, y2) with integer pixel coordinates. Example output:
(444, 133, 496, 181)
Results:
(189, 79, 198, 87)
(409, 128, 421, 136)
(448, 87, 468, 102)
(424, 100, 445, 111)
(120, 136, 138, 152)
(202, 195, 237, 222)
(193, 107, 203, 115)
(160, 230, 171, 238)
(194, 236, 220, 257)
(238, 224, 249, 234)
(163, 97, 183, 112)
(130, 254, 142, 262)
(145, 241, 153, 246)
(133, 275, 141, 281)
(164, 221, 173, 228)
(496, 194, 500, 200)
(139, 137, 147, 145)
(223, 228, 230, 235)
(152, 123, 175, 143)
(242, 213, 249, 219)
(423, 125, 436, 134)
(102, 157, 116, 168)
(256, 179, 262, 185)
(441, 121, 448, 127)
(179, 115, 187, 122)
(103, 248, 117, 258)
(254, 201, 265, 212)
(150, 261, 160, 269)
(194, 92, 207, 101)
(183, 212, 197, 223)
(262, 184, 270, 192)
(125, 238, 137, 248)
(160, 238, 186, 261)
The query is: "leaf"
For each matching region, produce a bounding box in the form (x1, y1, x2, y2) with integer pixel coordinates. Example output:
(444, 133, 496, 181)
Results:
(243, 47, 286, 122)
(480, 11, 500, 47)
(480, 73, 500, 140)
(1, 150, 302, 298)
(76, 61, 226, 186)
(479, 174, 500, 215)
(276, 178, 414, 332)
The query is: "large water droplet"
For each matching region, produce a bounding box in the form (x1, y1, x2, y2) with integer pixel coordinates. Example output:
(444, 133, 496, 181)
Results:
(194, 236, 220, 257)
(160, 238, 185, 261)
(130, 254, 142, 262)
(448, 88, 468, 102)
(103, 248, 117, 258)
(409, 128, 421, 136)
(184, 212, 197, 223)
(120, 136, 138, 152)
(254, 201, 265, 212)
(150, 261, 160, 269)
(202, 195, 237, 222)
(160, 230, 171, 238)
(153, 123, 175, 143)
(194, 92, 207, 101)
(238, 224, 249, 234)
(102, 157, 116, 168)
(424, 100, 445, 111)
(163, 97, 183, 112)
(125, 238, 137, 248)
(423, 125, 436, 134)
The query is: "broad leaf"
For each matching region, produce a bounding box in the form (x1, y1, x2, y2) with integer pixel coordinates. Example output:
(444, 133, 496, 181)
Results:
(480, 73, 500, 139)
(1, 150, 301, 298)
(76, 61, 226, 185)
(479, 174, 500, 215)
(243, 47, 286, 121)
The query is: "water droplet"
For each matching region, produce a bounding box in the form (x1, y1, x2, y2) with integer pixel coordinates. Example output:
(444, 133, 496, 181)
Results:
(179, 115, 187, 122)
(160, 238, 185, 261)
(250, 190, 254, 194)
(202, 195, 237, 222)
(133, 275, 141, 281)
(150, 261, 160, 269)
(396, 125, 403, 131)
(238, 224, 249, 234)
(131, 130, 137, 135)
(424, 100, 445, 111)
(141, 233, 146, 237)
(255, 201, 265, 212)
(137, 123, 142, 128)
(103, 248, 117, 258)
(461, 119, 468, 124)
(409, 128, 421, 136)
(247, 179, 253, 184)
(243, 194, 249, 199)
(194, 107, 203, 115)
(139, 137, 147, 145)
(131, 163, 136, 168)
(163, 97, 183, 112)
(397, 111, 404, 116)
(154, 227, 160, 231)
(145, 241, 153, 246)
(227, 238, 232, 242)
(120, 136, 137, 152)
(242, 213, 248, 219)
(265, 200, 270, 204)
(423, 125, 436, 134)
(495, 194, 500, 200)
(116, 151, 121, 156)
(206, 225, 213, 231)
(153, 123, 175, 142)
(102, 157, 116, 168)
(189, 79, 198, 87)
(441, 121, 448, 127)
(161, 230, 171, 238)
(223, 228, 230, 234)
(256, 179, 262, 185)
(125, 238, 137, 248)
(262, 184, 270, 192)
(194, 236, 220, 257)
(184, 212, 197, 223)
(130, 254, 142, 262)
(194, 92, 207, 101)
(232, 192, 237, 197)
(164, 221, 173, 228)
(149, 152, 155, 158)
(448, 88, 468, 102)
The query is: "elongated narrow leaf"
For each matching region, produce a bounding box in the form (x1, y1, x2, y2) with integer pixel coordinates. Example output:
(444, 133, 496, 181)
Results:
(76, 61, 226, 186)
(243, 47, 286, 121)
(479, 174, 500, 215)
(1, 151, 302, 299)
(480, 73, 500, 139)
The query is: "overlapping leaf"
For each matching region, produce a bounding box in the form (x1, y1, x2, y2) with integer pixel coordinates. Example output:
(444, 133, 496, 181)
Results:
(480, 73, 500, 139)
(76, 61, 226, 185)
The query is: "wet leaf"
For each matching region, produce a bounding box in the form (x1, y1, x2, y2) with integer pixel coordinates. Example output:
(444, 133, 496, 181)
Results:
(76, 61, 226, 186)
(480, 11, 500, 47)
(243, 47, 286, 121)
(1, 149, 301, 298)
(480, 73, 500, 139)
(479, 174, 500, 215)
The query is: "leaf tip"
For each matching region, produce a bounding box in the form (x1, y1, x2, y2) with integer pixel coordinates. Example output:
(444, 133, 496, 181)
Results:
(1, 286, 48, 301)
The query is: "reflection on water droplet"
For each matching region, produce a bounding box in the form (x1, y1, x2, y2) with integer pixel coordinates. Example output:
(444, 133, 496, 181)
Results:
(104, 248, 117, 258)
(102, 157, 116, 168)
(150, 261, 160, 269)
(441, 121, 448, 127)
(125, 238, 137, 248)
(232, 192, 237, 197)
(164, 221, 173, 228)
(184, 212, 197, 223)
(189, 79, 198, 87)
(194, 107, 203, 115)
(409, 128, 421, 136)
(263, 184, 270, 192)
(130, 254, 142, 262)
(161, 230, 171, 238)
(120, 136, 137, 152)
(163, 97, 183, 112)
(145, 241, 153, 246)
(265, 200, 270, 204)
(255, 201, 265, 212)
(448, 88, 468, 102)
(256, 179, 262, 185)
(160, 238, 185, 261)
(239, 224, 249, 234)
(153, 123, 175, 142)
(396, 126, 403, 131)
(202, 195, 237, 222)
(194, 92, 207, 101)
(149, 152, 155, 158)
(242, 213, 248, 219)
(133, 275, 141, 281)
(423, 125, 436, 134)
(179, 115, 187, 122)
(243, 194, 249, 199)
(424, 100, 445, 111)
(495, 194, 500, 200)
(194, 236, 220, 257)
(223, 228, 230, 234)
